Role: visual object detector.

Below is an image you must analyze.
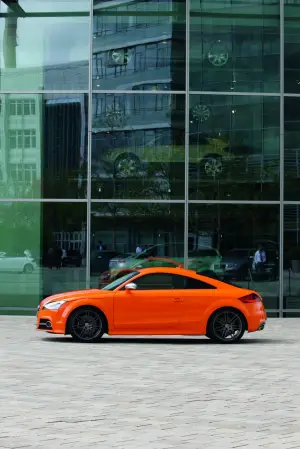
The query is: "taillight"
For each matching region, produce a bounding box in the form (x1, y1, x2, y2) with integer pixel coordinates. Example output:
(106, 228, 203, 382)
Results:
(239, 293, 261, 303)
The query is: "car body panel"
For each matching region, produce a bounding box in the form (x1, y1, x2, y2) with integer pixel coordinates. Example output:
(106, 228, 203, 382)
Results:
(37, 267, 266, 337)
(0, 251, 36, 273)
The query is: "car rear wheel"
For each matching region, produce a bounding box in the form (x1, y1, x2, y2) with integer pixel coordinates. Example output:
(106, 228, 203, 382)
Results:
(23, 263, 34, 274)
(201, 154, 224, 178)
(207, 308, 246, 343)
(69, 307, 104, 343)
(114, 153, 141, 178)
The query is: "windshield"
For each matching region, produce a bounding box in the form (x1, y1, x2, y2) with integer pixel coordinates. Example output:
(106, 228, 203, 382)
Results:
(101, 271, 139, 291)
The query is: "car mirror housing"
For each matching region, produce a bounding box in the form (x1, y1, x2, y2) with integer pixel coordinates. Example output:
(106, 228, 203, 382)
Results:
(125, 282, 137, 291)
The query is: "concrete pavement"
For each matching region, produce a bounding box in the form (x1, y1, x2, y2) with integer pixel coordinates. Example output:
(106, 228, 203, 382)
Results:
(1, 317, 300, 449)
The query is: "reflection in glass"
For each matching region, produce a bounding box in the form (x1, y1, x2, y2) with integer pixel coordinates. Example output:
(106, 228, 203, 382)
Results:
(92, 93, 185, 199)
(0, 202, 41, 310)
(41, 203, 87, 298)
(285, 1, 300, 93)
(284, 97, 300, 200)
(283, 205, 300, 309)
(0, 94, 88, 199)
(0, 0, 89, 90)
(189, 95, 280, 201)
(92, 0, 186, 90)
(90, 203, 184, 288)
(190, 0, 280, 92)
(189, 204, 279, 309)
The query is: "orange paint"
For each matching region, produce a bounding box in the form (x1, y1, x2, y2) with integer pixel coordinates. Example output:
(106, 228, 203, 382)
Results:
(37, 267, 266, 342)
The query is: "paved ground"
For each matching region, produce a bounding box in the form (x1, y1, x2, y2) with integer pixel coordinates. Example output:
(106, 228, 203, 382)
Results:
(1, 317, 300, 449)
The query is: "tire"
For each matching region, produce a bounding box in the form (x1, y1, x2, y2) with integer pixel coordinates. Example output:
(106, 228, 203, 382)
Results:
(201, 154, 224, 179)
(206, 308, 246, 344)
(68, 307, 105, 343)
(23, 264, 34, 274)
(114, 153, 141, 178)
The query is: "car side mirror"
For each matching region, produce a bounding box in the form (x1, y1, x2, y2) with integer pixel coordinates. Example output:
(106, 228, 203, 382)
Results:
(125, 282, 137, 291)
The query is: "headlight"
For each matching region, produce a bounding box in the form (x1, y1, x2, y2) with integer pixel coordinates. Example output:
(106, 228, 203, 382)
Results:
(226, 263, 238, 270)
(43, 300, 66, 310)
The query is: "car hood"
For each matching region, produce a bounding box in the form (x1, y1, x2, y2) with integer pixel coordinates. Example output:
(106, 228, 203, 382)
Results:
(40, 289, 109, 307)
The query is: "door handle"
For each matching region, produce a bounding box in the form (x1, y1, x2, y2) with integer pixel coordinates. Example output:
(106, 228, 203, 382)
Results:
(173, 298, 183, 303)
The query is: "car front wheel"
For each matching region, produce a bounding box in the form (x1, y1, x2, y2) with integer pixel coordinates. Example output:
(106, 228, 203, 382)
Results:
(23, 263, 34, 274)
(207, 308, 246, 343)
(68, 307, 105, 343)
(202, 154, 224, 178)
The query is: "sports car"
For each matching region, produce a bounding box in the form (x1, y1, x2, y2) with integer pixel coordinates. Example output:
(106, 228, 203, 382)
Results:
(37, 267, 266, 344)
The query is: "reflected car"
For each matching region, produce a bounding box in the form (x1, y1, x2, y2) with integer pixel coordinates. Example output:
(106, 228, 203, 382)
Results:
(222, 246, 278, 282)
(37, 267, 266, 344)
(99, 256, 183, 288)
(90, 250, 126, 275)
(0, 251, 37, 274)
(93, 132, 232, 179)
(62, 250, 82, 268)
(109, 245, 223, 278)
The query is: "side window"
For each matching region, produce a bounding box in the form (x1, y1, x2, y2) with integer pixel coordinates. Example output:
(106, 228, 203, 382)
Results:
(172, 274, 216, 290)
(134, 273, 173, 290)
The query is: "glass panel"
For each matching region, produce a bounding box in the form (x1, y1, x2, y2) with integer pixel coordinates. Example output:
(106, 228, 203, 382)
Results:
(92, 93, 185, 199)
(283, 205, 300, 309)
(0, 202, 41, 311)
(189, 94, 280, 201)
(41, 203, 87, 299)
(92, 0, 186, 91)
(90, 202, 184, 288)
(284, 97, 300, 200)
(190, 0, 280, 93)
(0, 0, 89, 90)
(0, 202, 87, 312)
(0, 94, 88, 199)
(285, 1, 300, 94)
(189, 204, 280, 309)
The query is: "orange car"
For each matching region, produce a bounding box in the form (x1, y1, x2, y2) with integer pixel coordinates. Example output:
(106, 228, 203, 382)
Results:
(36, 267, 266, 344)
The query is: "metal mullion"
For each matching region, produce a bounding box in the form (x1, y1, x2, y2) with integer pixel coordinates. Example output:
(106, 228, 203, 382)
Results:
(183, 0, 190, 269)
(188, 200, 280, 205)
(91, 199, 185, 204)
(92, 90, 185, 95)
(85, 0, 94, 290)
(0, 198, 88, 203)
(189, 91, 280, 97)
(0, 90, 89, 95)
(279, 0, 284, 318)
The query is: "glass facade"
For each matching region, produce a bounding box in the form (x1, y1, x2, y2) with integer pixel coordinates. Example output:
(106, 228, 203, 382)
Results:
(1, 0, 300, 316)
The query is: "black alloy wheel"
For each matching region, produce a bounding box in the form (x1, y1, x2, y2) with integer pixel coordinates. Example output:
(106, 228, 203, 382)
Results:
(69, 307, 104, 342)
(207, 308, 245, 343)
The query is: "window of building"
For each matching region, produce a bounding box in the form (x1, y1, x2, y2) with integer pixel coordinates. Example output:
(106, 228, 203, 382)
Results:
(9, 129, 37, 149)
(9, 99, 36, 116)
(9, 164, 37, 183)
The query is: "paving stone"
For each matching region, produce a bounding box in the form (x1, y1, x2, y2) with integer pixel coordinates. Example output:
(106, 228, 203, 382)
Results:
(1, 317, 300, 448)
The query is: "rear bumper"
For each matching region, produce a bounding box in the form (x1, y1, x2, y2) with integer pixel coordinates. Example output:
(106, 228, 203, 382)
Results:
(257, 321, 266, 331)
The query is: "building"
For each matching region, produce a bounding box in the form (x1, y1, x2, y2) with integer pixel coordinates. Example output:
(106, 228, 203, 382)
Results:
(0, 0, 300, 316)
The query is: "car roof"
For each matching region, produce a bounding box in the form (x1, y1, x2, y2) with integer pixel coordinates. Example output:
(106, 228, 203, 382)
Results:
(134, 266, 235, 289)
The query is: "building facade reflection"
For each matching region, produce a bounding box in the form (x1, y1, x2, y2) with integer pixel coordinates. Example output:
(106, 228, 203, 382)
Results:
(1, 0, 300, 317)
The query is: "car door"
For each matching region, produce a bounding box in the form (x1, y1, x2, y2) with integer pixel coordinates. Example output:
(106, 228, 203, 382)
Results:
(113, 273, 181, 331)
(171, 274, 216, 331)
(1, 252, 19, 272)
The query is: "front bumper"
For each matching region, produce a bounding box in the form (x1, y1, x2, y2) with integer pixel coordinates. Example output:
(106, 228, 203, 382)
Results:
(36, 308, 66, 334)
